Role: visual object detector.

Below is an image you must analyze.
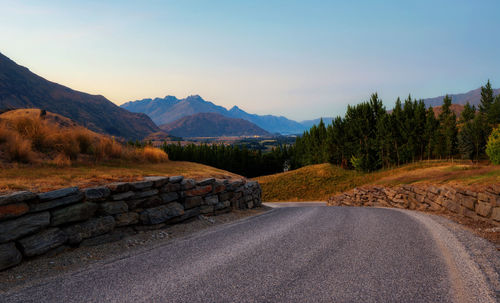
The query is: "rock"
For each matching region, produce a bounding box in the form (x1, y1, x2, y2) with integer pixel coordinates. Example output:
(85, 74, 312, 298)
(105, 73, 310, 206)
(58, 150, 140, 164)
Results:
(83, 187, 111, 202)
(219, 192, 233, 201)
(215, 201, 230, 210)
(476, 202, 493, 218)
(62, 216, 115, 244)
(458, 194, 476, 211)
(114, 212, 139, 226)
(0, 212, 50, 243)
(111, 191, 135, 201)
(132, 189, 159, 200)
(181, 179, 196, 190)
(186, 185, 212, 197)
(161, 192, 179, 203)
(134, 223, 166, 231)
(478, 193, 494, 203)
(140, 202, 184, 225)
(127, 196, 163, 210)
(0, 203, 29, 221)
(184, 196, 203, 209)
(38, 187, 79, 202)
(80, 232, 124, 247)
(50, 202, 98, 226)
(491, 208, 500, 222)
(18, 228, 68, 257)
(161, 183, 181, 193)
(197, 178, 215, 186)
(200, 205, 214, 214)
(169, 176, 184, 183)
(106, 182, 130, 193)
(169, 208, 200, 224)
(129, 180, 154, 191)
(213, 183, 226, 194)
(0, 191, 37, 205)
(144, 176, 169, 188)
(98, 201, 128, 215)
(0, 242, 22, 271)
(30, 192, 85, 212)
(205, 195, 219, 205)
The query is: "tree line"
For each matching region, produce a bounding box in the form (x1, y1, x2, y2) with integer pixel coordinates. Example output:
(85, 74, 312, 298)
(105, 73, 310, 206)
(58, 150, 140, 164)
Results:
(295, 80, 500, 171)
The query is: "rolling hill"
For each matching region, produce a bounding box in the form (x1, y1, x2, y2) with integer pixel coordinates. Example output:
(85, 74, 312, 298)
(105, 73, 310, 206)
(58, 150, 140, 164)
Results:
(159, 112, 271, 138)
(423, 87, 500, 108)
(0, 52, 160, 140)
(122, 95, 306, 134)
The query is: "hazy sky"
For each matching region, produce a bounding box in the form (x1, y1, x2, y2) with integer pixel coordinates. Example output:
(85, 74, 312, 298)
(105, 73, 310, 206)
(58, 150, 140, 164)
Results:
(1, 0, 499, 120)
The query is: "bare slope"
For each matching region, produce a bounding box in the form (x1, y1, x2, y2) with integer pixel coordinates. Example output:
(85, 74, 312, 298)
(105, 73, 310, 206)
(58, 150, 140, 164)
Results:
(0, 52, 160, 140)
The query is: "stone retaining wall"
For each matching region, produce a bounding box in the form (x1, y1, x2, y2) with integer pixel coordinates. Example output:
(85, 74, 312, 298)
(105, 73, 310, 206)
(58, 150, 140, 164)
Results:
(0, 176, 262, 271)
(328, 184, 500, 225)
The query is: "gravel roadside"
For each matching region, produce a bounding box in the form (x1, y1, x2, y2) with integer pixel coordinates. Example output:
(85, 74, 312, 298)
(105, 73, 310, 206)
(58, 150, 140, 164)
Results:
(0, 207, 270, 293)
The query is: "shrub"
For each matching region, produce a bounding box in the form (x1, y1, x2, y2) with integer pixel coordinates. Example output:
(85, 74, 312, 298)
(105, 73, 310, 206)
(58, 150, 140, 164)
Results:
(52, 152, 72, 166)
(486, 126, 500, 165)
(11, 116, 51, 151)
(141, 146, 169, 163)
(73, 128, 93, 154)
(6, 134, 35, 163)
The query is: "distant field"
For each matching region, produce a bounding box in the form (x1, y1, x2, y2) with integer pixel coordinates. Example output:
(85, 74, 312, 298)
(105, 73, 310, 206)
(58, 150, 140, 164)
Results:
(0, 161, 241, 194)
(255, 161, 500, 202)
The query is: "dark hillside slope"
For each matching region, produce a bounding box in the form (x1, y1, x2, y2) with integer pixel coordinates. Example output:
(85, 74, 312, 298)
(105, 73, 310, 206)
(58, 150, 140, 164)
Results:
(0, 52, 159, 139)
(160, 112, 271, 137)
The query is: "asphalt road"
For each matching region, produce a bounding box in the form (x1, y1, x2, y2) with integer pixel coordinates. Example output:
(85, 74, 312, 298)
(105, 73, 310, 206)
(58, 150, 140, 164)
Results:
(2, 206, 498, 303)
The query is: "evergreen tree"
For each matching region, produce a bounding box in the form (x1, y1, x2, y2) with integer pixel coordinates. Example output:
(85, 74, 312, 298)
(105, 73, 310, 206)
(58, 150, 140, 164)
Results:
(423, 107, 439, 160)
(436, 95, 458, 159)
(459, 102, 476, 123)
(458, 114, 488, 161)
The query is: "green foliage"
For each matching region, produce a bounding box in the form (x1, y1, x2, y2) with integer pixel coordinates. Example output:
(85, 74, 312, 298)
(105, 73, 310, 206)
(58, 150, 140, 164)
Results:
(459, 102, 476, 123)
(458, 114, 488, 161)
(486, 126, 500, 164)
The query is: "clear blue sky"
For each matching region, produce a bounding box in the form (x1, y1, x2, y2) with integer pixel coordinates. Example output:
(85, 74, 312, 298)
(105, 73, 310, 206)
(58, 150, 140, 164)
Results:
(1, 0, 499, 120)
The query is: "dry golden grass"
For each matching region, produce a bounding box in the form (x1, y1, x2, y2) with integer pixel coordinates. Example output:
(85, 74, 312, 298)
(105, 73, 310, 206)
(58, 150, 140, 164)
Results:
(0, 109, 169, 165)
(255, 161, 500, 201)
(0, 161, 241, 194)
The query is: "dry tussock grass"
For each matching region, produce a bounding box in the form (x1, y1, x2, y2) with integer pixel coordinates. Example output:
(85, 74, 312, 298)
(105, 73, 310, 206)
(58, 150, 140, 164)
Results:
(0, 110, 169, 166)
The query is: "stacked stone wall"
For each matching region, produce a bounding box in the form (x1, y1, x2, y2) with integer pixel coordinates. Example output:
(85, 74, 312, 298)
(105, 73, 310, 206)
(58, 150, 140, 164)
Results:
(0, 176, 262, 271)
(328, 184, 500, 225)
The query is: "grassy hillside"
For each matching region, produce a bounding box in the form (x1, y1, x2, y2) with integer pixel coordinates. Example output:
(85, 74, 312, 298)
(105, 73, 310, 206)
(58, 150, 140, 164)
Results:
(255, 161, 500, 201)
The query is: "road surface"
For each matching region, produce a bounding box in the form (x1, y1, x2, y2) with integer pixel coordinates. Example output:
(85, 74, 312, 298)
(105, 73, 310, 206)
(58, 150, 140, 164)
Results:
(2, 205, 498, 302)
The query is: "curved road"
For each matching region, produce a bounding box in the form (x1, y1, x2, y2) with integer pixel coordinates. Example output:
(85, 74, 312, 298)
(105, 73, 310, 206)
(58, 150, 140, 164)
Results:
(2, 206, 498, 302)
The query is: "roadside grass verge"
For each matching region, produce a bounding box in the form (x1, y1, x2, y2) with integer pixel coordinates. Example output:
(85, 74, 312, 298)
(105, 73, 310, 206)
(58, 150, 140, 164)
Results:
(0, 161, 241, 194)
(255, 161, 500, 201)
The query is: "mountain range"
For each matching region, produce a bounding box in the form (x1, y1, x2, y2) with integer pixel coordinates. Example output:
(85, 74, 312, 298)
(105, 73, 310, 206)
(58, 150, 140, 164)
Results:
(0, 52, 159, 140)
(121, 95, 306, 134)
(160, 113, 270, 138)
(423, 87, 500, 108)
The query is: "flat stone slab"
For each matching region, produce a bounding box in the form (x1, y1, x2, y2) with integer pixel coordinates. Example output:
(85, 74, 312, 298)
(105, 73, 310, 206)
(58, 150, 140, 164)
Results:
(83, 187, 111, 202)
(0, 212, 50, 243)
(50, 202, 98, 226)
(30, 192, 85, 212)
(0, 191, 37, 206)
(62, 216, 116, 244)
(140, 202, 184, 225)
(18, 228, 68, 257)
(38, 187, 79, 202)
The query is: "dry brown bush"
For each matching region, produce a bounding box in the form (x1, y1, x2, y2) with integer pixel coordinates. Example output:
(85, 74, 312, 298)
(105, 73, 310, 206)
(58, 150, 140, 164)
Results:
(141, 146, 169, 163)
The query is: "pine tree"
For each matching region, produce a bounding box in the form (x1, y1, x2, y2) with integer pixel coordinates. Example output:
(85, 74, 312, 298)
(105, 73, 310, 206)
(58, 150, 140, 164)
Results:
(459, 102, 476, 123)
(436, 95, 458, 159)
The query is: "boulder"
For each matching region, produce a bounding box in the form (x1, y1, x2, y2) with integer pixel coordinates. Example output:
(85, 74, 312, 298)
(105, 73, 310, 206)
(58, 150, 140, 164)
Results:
(83, 187, 111, 202)
(98, 201, 128, 215)
(127, 196, 163, 210)
(204, 195, 219, 206)
(161, 183, 181, 193)
(129, 180, 153, 191)
(132, 189, 159, 200)
(114, 212, 139, 227)
(476, 202, 492, 218)
(30, 192, 85, 212)
(181, 179, 196, 190)
(184, 196, 203, 209)
(161, 192, 179, 204)
(0, 212, 50, 243)
(140, 202, 184, 225)
(38, 187, 79, 202)
(186, 185, 212, 197)
(111, 191, 135, 201)
(0, 203, 29, 221)
(169, 176, 184, 183)
(200, 205, 214, 214)
(106, 182, 130, 193)
(0, 191, 37, 205)
(62, 216, 116, 244)
(50, 202, 98, 226)
(197, 178, 215, 186)
(18, 228, 67, 257)
(0, 242, 22, 271)
(491, 207, 500, 222)
(169, 208, 200, 224)
(144, 176, 169, 188)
